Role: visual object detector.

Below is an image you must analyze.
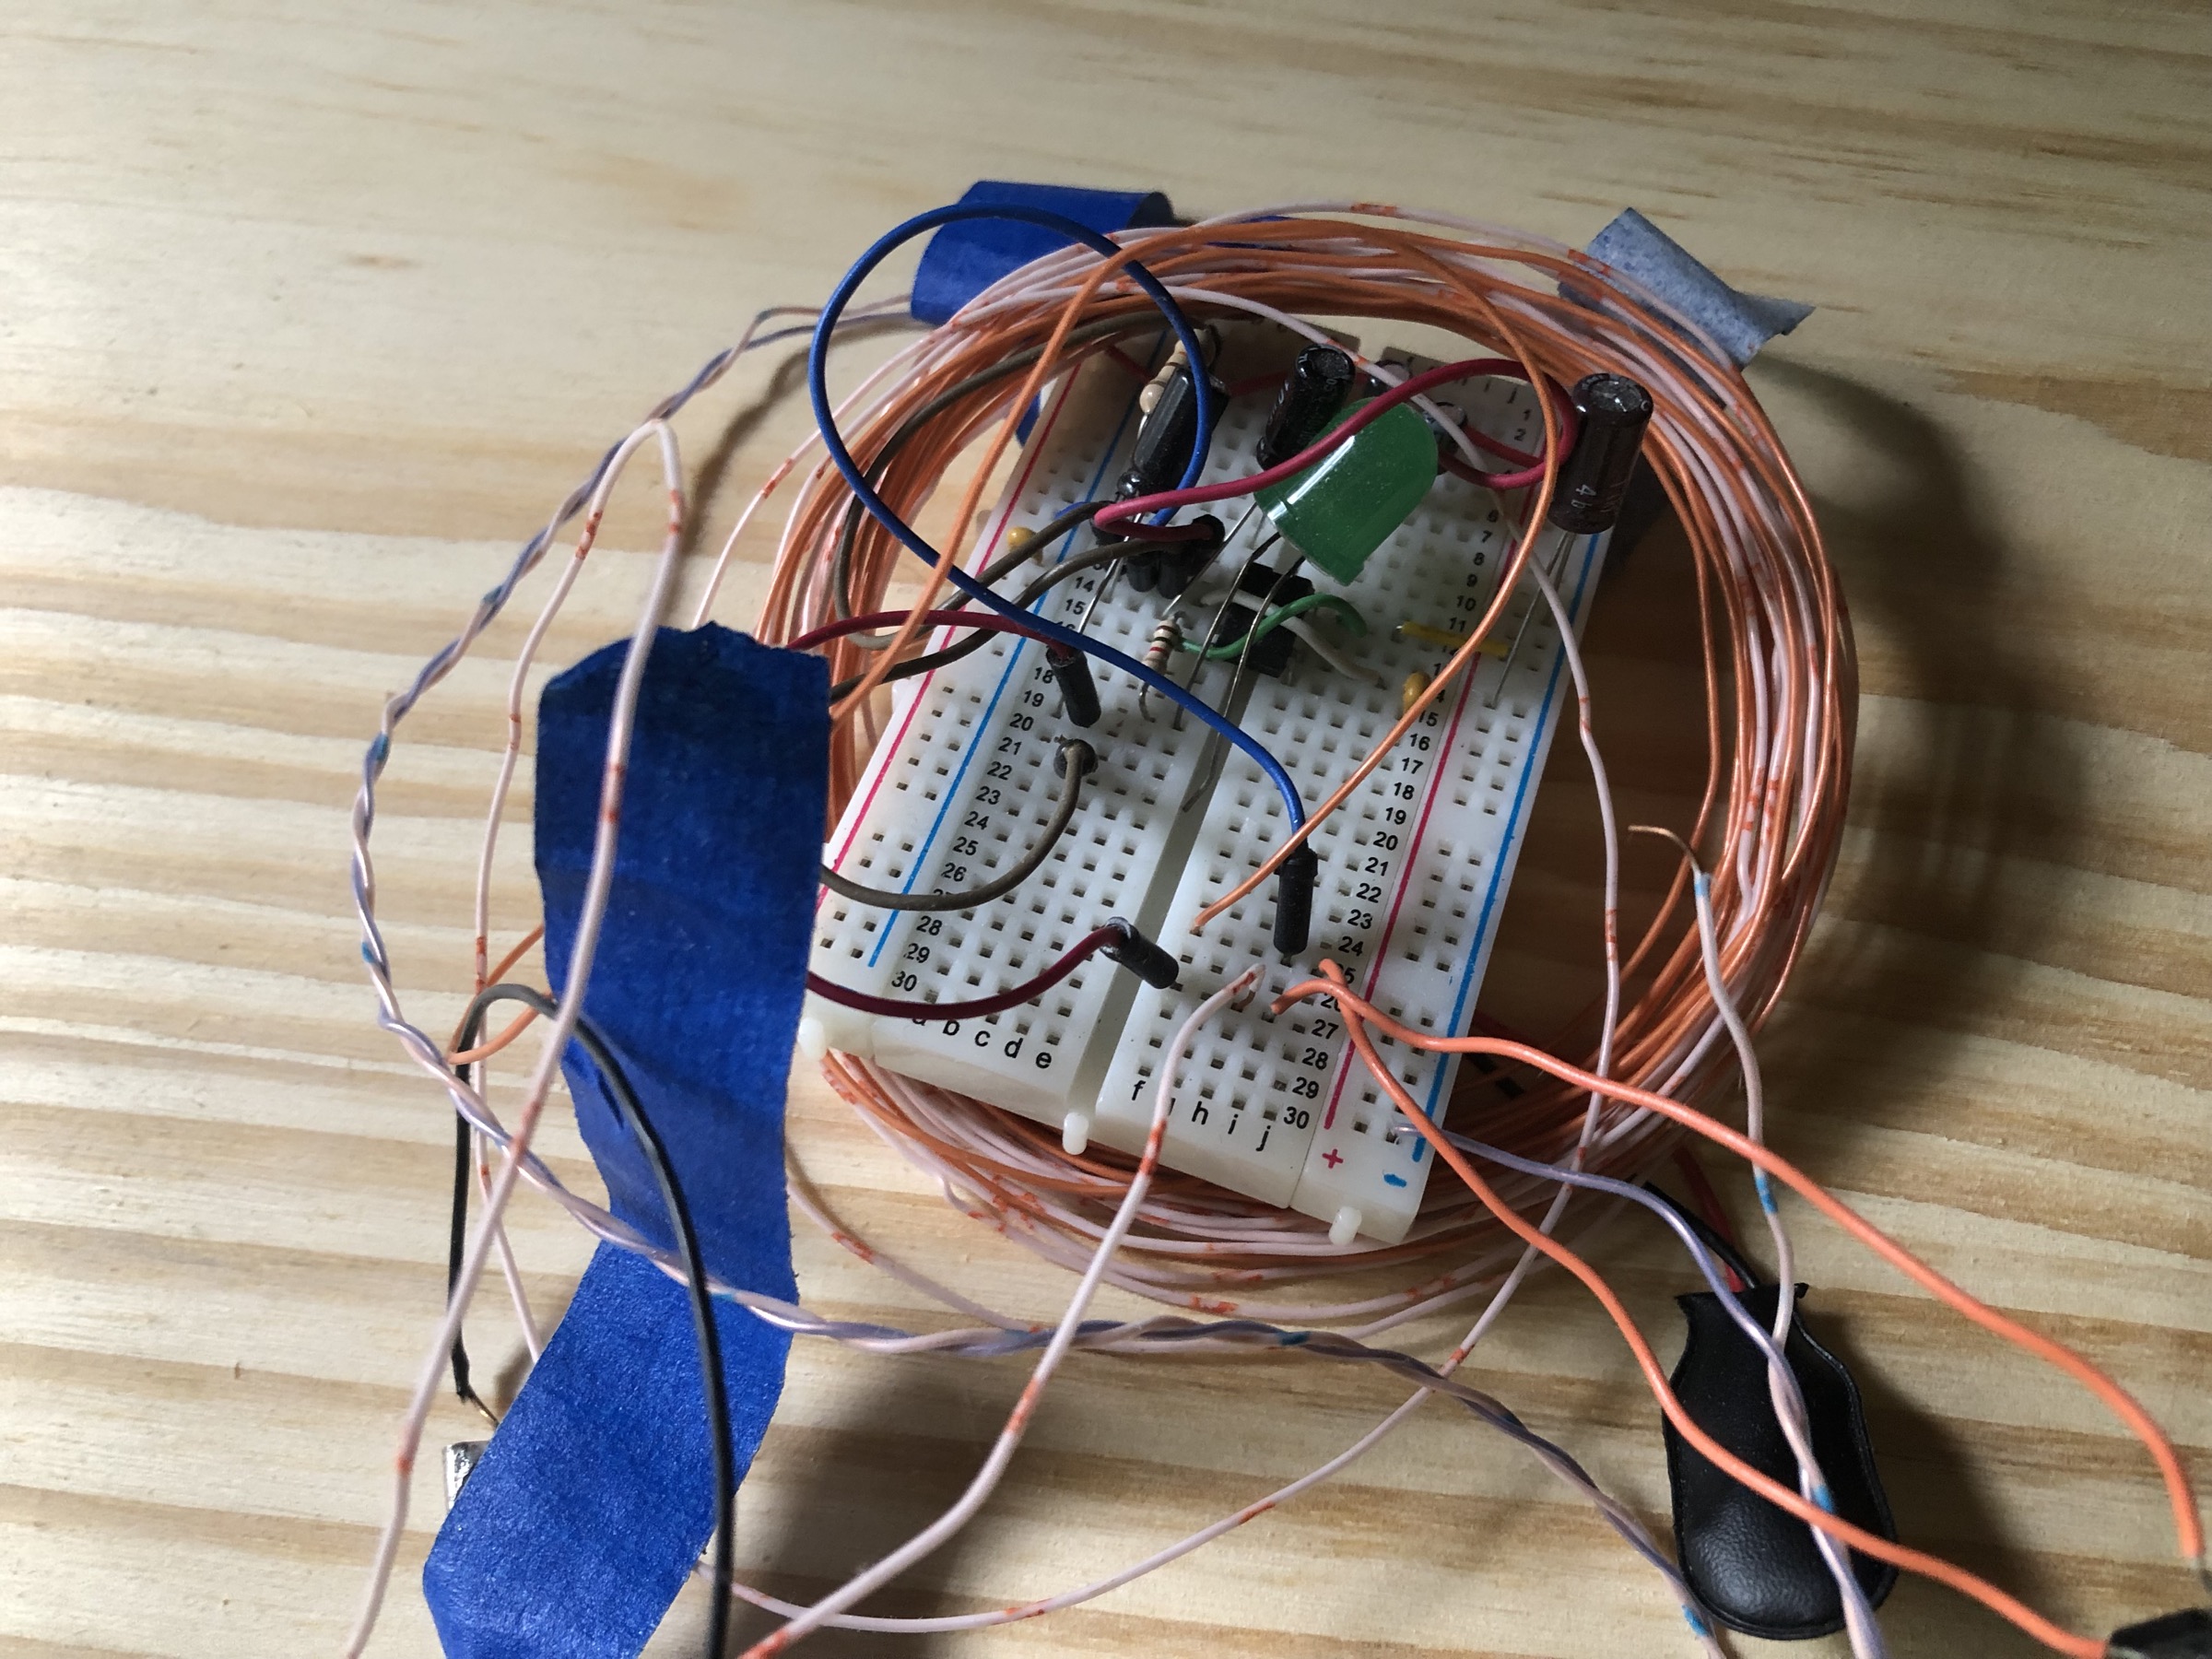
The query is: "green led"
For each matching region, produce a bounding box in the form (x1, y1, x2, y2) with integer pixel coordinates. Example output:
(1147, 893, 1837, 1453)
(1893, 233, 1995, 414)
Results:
(1254, 402, 1438, 585)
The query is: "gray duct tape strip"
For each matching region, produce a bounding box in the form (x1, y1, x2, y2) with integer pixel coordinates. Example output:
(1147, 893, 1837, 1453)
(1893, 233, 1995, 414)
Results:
(1584, 208, 1813, 367)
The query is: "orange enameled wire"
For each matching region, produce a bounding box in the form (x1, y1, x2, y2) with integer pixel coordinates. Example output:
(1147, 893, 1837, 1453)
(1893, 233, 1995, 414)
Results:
(1326, 981, 2108, 1655)
(1280, 969, 2205, 1581)
(769, 212, 1853, 1278)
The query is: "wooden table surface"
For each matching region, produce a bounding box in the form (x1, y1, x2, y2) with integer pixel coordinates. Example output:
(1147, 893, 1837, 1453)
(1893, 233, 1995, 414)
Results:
(4, 4, 2206, 1655)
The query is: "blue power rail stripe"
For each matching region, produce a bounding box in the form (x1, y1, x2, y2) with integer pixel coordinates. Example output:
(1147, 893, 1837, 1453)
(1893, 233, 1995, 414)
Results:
(1410, 534, 1602, 1159)
(861, 367, 1147, 970)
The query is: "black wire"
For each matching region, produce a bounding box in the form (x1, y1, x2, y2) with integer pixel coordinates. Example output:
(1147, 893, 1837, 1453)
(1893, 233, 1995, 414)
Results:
(446, 1110, 498, 1426)
(1641, 1182, 1767, 1289)
(940, 497, 1111, 614)
(820, 737, 1094, 912)
(826, 531, 1123, 701)
(828, 314, 1153, 622)
(834, 497, 1110, 664)
(448, 983, 735, 1659)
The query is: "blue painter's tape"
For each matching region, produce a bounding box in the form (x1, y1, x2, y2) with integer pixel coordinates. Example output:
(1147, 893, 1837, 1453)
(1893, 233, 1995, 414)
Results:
(911, 180, 1176, 325)
(422, 624, 826, 1659)
(1584, 208, 1813, 368)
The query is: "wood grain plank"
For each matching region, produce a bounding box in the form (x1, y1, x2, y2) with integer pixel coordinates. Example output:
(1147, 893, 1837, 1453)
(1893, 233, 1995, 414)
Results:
(1, 3, 2206, 1654)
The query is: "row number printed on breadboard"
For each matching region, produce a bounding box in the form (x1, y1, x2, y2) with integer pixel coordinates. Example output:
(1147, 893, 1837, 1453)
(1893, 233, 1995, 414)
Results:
(806, 328, 1608, 1242)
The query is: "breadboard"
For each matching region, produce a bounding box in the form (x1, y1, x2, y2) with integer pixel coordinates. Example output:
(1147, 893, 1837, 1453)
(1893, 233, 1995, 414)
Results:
(806, 331, 1606, 1241)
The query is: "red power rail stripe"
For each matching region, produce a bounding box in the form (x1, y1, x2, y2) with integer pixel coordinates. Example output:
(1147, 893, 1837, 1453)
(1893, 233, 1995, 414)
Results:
(1319, 626, 1487, 1131)
(818, 378, 1079, 892)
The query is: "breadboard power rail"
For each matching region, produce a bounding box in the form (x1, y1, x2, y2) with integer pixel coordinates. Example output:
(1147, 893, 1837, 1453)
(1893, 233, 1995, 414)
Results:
(806, 329, 1606, 1243)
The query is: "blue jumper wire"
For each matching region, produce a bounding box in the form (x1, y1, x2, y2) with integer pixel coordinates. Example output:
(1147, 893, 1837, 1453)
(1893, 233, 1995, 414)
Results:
(805, 202, 1308, 831)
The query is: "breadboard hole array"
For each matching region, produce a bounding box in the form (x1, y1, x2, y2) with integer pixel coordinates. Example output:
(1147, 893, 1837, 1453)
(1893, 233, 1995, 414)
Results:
(807, 325, 1606, 1236)
(806, 349, 1224, 1112)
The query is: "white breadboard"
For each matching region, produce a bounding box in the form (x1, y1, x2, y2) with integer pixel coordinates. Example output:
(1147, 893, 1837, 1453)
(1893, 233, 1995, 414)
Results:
(806, 329, 1607, 1241)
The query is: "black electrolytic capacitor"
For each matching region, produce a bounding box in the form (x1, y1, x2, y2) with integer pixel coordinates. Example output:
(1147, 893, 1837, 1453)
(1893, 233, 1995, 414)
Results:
(1256, 345, 1356, 470)
(1118, 365, 1204, 500)
(1044, 645, 1102, 728)
(1547, 373, 1655, 535)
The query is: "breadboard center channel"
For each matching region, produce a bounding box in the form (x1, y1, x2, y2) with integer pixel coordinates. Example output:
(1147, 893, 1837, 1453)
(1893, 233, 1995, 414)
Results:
(806, 328, 1607, 1242)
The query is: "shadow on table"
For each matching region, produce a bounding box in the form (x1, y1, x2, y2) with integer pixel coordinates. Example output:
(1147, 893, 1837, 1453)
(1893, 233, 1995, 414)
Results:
(712, 1363, 1023, 1658)
(1755, 354, 2082, 1123)
(1485, 357, 2077, 1653)
(475, 1265, 1005, 1653)
(1732, 357, 2082, 1653)
(677, 314, 917, 576)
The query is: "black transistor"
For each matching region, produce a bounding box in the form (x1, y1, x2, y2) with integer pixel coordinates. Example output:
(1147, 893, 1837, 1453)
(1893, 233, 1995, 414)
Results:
(1198, 562, 1315, 680)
